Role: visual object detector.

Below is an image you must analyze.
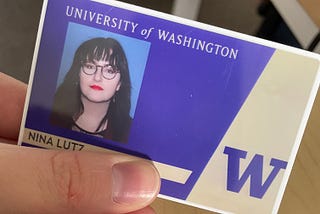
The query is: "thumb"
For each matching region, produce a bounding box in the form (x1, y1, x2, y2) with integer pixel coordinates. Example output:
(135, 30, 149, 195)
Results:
(0, 143, 160, 214)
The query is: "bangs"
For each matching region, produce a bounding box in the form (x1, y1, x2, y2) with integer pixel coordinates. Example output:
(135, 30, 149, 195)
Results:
(84, 46, 117, 66)
(76, 38, 127, 70)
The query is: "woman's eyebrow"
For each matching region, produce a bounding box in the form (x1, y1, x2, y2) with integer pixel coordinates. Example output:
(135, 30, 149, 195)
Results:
(90, 60, 113, 66)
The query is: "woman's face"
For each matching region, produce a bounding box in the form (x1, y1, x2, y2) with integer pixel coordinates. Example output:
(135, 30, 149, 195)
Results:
(79, 59, 121, 103)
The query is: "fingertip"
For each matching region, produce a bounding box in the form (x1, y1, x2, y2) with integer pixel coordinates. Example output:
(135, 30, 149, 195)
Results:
(46, 151, 161, 213)
(112, 160, 161, 206)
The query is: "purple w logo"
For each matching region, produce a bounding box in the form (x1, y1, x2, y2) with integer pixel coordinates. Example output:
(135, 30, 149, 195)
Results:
(223, 146, 287, 199)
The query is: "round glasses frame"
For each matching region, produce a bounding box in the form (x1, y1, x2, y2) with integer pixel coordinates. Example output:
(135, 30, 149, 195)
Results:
(81, 62, 119, 80)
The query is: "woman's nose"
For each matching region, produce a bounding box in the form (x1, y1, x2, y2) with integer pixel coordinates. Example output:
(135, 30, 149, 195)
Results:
(94, 67, 103, 81)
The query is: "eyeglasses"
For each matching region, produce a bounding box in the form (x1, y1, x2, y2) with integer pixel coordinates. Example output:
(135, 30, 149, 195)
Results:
(81, 62, 119, 80)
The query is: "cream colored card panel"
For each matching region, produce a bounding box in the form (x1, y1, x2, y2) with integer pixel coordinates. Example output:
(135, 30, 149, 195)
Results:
(187, 50, 319, 213)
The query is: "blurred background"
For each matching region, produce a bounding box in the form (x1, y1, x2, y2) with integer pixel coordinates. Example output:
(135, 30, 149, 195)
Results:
(0, 0, 301, 84)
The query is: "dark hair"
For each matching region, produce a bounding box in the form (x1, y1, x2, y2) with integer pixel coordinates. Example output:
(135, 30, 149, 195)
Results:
(51, 37, 131, 142)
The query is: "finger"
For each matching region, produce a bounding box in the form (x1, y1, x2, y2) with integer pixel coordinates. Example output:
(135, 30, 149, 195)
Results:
(0, 137, 16, 145)
(0, 72, 27, 141)
(0, 144, 160, 214)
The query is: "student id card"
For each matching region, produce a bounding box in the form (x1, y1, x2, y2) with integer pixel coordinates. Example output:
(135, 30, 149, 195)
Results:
(18, 0, 320, 213)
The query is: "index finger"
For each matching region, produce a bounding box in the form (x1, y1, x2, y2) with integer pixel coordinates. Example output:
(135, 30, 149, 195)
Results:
(0, 72, 27, 141)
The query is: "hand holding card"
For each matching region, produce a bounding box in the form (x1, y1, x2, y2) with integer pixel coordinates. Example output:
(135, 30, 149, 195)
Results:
(0, 73, 160, 214)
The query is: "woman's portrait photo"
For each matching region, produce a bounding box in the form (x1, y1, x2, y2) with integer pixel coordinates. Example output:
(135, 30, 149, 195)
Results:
(50, 23, 150, 143)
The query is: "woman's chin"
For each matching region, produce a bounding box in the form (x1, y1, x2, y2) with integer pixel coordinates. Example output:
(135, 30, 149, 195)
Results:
(82, 94, 111, 103)
(88, 98, 110, 103)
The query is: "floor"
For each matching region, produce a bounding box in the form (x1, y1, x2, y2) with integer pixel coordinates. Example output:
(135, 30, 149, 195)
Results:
(0, 0, 263, 83)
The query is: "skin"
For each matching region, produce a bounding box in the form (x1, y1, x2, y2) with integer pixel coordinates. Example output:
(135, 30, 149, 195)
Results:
(0, 72, 160, 214)
(79, 59, 121, 104)
(76, 59, 121, 132)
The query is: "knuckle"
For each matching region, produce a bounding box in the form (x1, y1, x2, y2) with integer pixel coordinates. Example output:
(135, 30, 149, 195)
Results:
(50, 151, 84, 209)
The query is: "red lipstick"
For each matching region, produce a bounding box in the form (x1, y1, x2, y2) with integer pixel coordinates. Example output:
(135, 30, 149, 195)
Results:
(90, 85, 104, 91)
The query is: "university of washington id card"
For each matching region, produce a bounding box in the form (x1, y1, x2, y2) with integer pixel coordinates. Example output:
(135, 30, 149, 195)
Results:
(18, 0, 320, 213)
